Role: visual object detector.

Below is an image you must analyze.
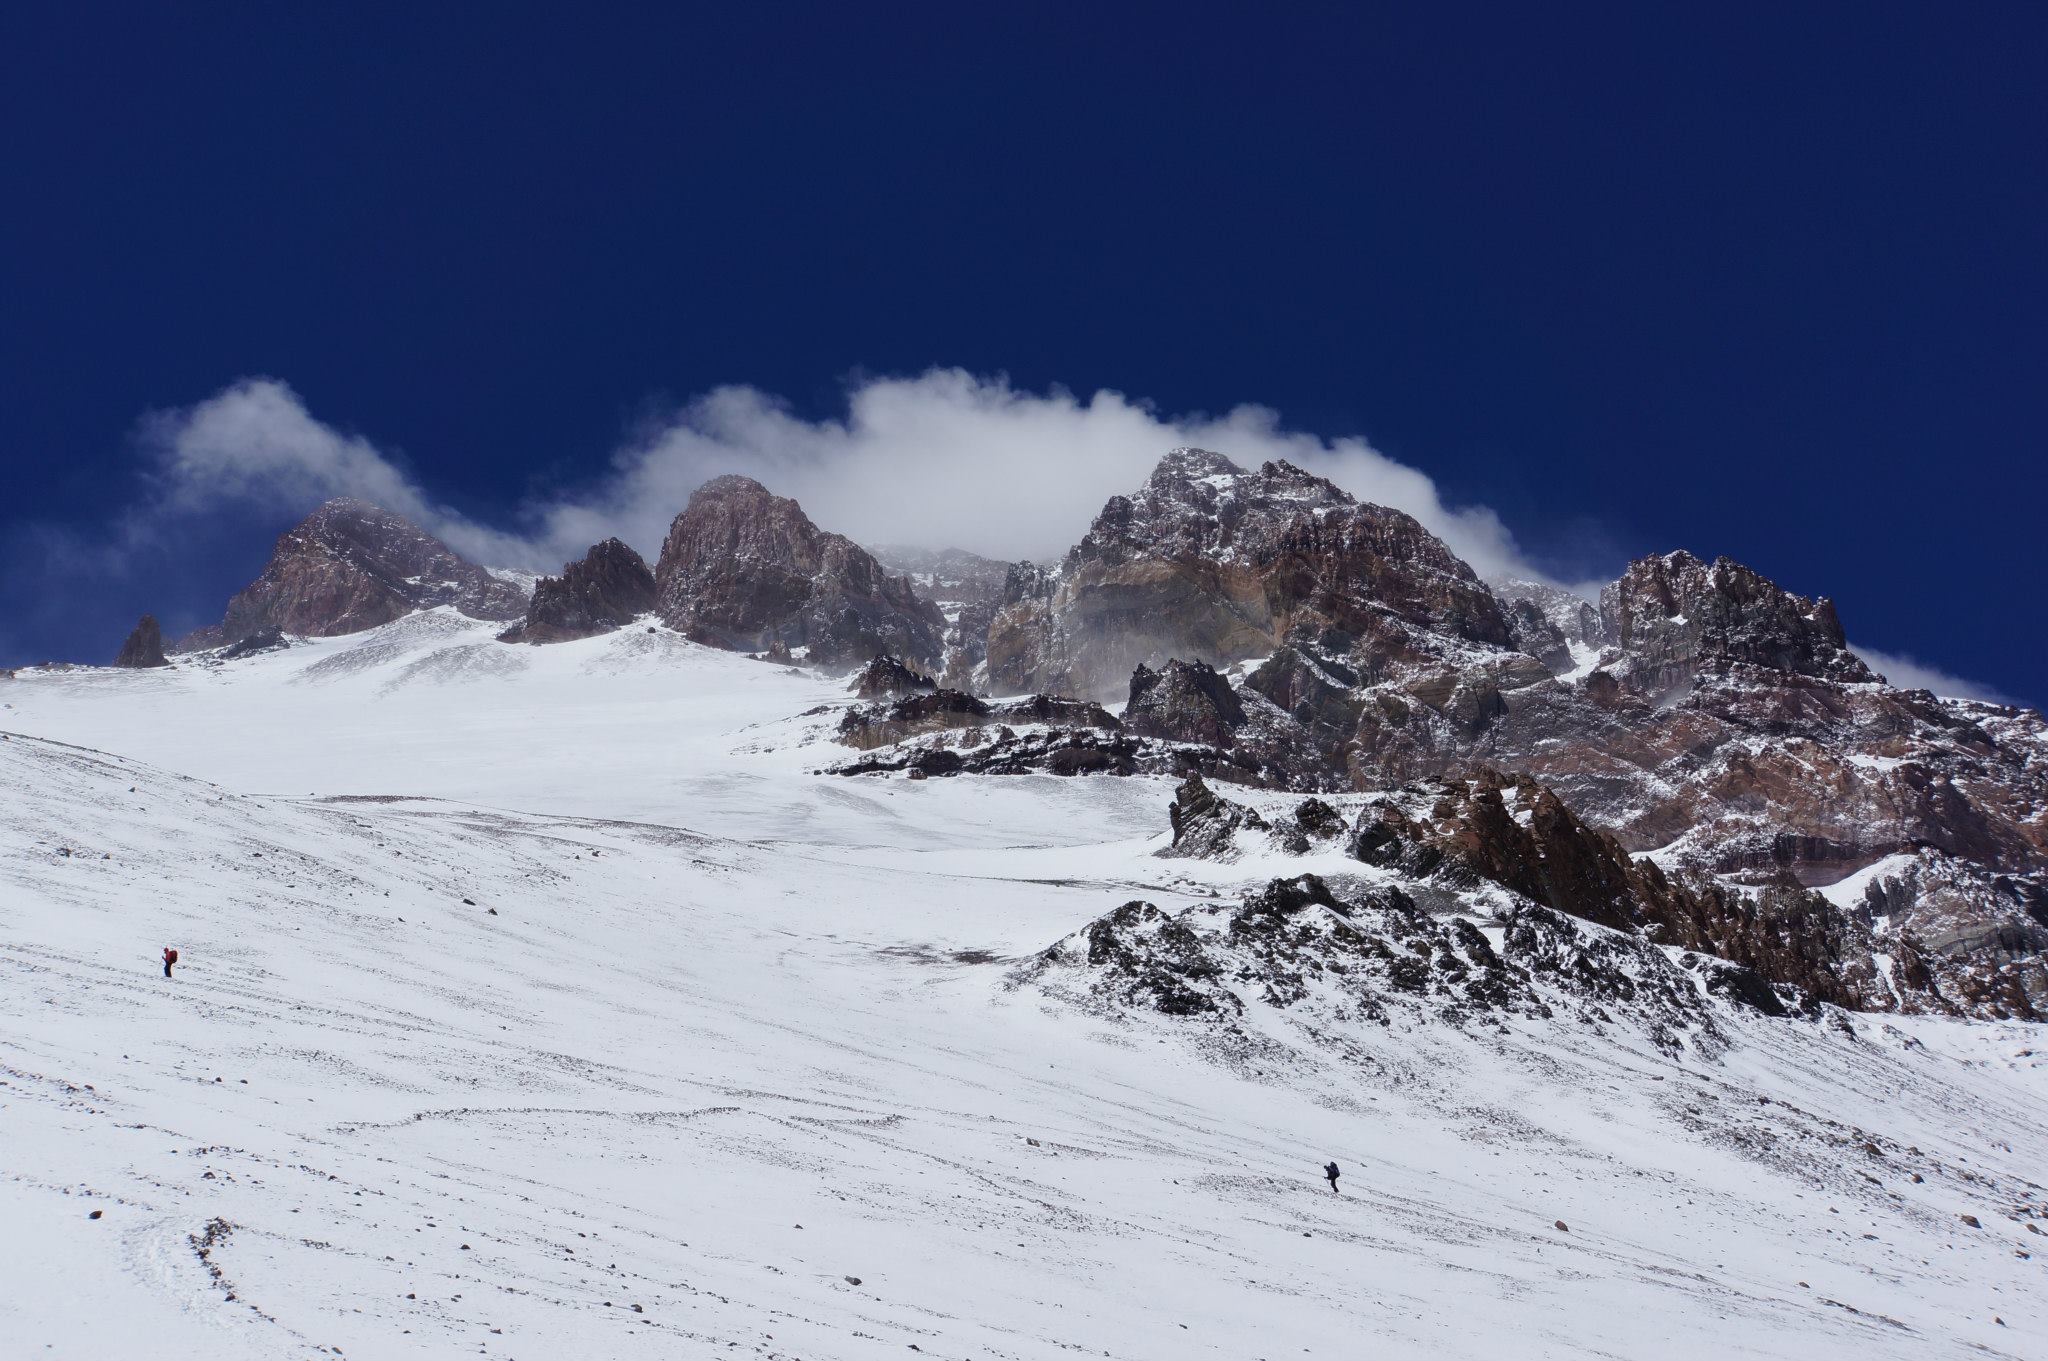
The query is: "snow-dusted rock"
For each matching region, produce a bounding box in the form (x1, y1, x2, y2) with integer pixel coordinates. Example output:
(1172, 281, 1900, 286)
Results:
(1598, 550, 1876, 699)
(986, 448, 1514, 700)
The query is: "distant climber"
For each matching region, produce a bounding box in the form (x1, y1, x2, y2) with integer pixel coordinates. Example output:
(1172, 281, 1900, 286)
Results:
(1325, 1161, 1340, 1194)
(162, 947, 178, 979)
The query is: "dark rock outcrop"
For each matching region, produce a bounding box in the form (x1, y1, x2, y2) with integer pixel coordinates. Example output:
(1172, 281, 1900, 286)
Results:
(834, 688, 1120, 753)
(1146, 767, 2038, 1020)
(833, 726, 1149, 779)
(112, 615, 169, 668)
(655, 477, 945, 669)
(219, 629, 287, 660)
(181, 499, 528, 649)
(1126, 659, 1247, 747)
(850, 655, 937, 699)
(501, 538, 656, 644)
(836, 689, 992, 750)
(1160, 773, 1269, 859)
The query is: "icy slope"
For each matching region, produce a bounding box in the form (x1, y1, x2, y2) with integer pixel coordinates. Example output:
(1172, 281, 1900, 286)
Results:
(0, 613, 1171, 848)
(2, 619, 2046, 1359)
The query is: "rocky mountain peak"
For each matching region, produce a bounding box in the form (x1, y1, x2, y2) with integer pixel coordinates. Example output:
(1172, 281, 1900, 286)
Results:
(654, 476, 945, 669)
(501, 537, 657, 644)
(987, 446, 1512, 700)
(112, 614, 170, 668)
(1074, 451, 1358, 570)
(1599, 549, 1877, 696)
(180, 498, 529, 650)
(1148, 445, 1243, 481)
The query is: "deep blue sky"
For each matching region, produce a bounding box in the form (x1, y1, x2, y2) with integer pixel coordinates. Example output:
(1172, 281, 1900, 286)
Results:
(2, 4, 2043, 700)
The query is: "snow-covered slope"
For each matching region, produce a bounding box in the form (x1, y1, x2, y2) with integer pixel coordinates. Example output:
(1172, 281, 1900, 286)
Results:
(4, 617, 2046, 1359)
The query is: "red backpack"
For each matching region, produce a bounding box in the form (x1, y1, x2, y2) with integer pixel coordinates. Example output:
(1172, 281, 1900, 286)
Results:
(164, 948, 178, 965)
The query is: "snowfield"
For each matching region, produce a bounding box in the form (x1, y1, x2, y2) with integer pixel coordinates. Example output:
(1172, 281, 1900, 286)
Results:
(3, 614, 2045, 1359)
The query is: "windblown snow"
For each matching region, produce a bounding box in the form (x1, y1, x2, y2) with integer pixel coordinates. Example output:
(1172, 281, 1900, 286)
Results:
(3, 612, 2045, 1359)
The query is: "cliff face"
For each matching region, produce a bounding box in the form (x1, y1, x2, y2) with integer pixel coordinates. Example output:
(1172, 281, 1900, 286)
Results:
(654, 476, 945, 669)
(181, 499, 528, 649)
(1598, 550, 1876, 699)
(501, 539, 656, 644)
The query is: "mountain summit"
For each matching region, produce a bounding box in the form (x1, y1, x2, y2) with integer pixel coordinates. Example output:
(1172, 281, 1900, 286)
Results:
(179, 498, 528, 650)
(987, 448, 1513, 699)
(654, 475, 945, 668)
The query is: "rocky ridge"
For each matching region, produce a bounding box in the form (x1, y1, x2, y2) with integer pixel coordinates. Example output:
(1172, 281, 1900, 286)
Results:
(1157, 771, 2045, 1021)
(846, 447, 2048, 1018)
(829, 663, 1338, 789)
(1596, 550, 1876, 699)
(1024, 871, 1756, 1059)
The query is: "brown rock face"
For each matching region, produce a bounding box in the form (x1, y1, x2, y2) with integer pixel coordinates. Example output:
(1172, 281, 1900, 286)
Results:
(1353, 771, 1901, 1013)
(181, 499, 528, 649)
(112, 615, 170, 668)
(986, 448, 1512, 700)
(1599, 551, 1876, 698)
(501, 538, 656, 644)
(654, 476, 945, 669)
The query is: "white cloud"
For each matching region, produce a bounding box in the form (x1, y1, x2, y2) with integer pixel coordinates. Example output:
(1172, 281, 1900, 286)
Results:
(1849, 645, 2015, 706)
(548, 371, 1548, 584)
(142, 378, 536, 568)
(145, 370, 1555, 586)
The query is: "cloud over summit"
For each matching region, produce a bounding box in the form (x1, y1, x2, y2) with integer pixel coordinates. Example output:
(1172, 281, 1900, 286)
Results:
(147, 370, 1547, 586)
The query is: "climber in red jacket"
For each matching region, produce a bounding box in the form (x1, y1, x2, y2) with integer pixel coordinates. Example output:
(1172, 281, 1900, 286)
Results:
(162, 946, 178, 979)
